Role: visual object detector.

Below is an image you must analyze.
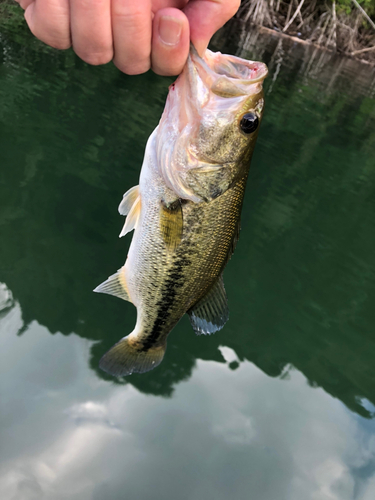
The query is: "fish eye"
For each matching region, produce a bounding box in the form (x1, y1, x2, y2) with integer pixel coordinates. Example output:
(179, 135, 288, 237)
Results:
(240, 112, 259, 134)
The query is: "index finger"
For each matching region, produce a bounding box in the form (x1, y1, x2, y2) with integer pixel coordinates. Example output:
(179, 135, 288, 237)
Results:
(23, 0, 71, 50)
(112, 0, 153, 75)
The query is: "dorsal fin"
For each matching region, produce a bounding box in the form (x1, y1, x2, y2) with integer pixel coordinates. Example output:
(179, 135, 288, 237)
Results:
(118, 185, 139, 216)
(93, 267, 131, 302)
(160, 199, 183, 251)
(188, 274, 229, 335)
(119, 194, 141, 238)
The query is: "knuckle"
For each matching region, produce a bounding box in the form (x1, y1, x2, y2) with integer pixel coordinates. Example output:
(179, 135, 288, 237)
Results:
(153, 68, 178, 77)
(112, 5, 145, 25)
(19, 0, 33, 9)
(111, 2, 152, 74)
(226, 0, 241, 18)
(77, 0, 108, 8)
(25, 8, 70, 50)
(28, 26, 70, 50)
(77, 50, 113, 66)
(113, 58, 150, 75)
(50, 39, 71, 50)
(152, 61, 182, 77)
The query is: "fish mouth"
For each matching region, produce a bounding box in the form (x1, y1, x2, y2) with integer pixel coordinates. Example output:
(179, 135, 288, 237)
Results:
(187, 44, 268, 99)
(173, 45, 268, 132)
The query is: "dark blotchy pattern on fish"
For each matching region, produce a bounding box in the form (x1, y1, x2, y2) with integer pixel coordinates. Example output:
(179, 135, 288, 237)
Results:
(141, 253, 191, 351)
(132, 172, 248, 350)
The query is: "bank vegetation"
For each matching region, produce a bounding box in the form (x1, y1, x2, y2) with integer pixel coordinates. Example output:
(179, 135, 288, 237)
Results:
(238, 0, 375, 63)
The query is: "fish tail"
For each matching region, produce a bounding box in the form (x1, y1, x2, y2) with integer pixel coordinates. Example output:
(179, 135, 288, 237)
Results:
(99, 334, 166, 377)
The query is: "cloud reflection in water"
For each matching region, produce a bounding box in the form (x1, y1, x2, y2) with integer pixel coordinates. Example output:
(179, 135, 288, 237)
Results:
(1, 299, 375, 500)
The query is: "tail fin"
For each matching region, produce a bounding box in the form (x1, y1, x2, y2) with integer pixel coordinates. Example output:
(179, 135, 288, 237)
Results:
(99, 335, 166, 377)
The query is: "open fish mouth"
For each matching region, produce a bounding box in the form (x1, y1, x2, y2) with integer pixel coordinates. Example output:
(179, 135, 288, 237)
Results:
(161, 45, 268, 134)
(188, 45, 268, 99)
(173, 45, 268, 129)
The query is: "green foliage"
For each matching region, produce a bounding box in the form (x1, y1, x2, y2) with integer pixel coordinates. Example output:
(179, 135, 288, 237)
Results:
(0, 1, 30, 40)
(0, 0, 24, 25)
(0, 1, 60, 53)
(335, 0, 375, 17)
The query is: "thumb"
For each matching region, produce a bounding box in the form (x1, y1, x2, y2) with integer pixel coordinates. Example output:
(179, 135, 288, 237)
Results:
(183, 0, 240, 55)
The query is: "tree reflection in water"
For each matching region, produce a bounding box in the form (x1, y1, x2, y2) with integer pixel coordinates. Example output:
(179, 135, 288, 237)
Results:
(1, 19, 375, 416)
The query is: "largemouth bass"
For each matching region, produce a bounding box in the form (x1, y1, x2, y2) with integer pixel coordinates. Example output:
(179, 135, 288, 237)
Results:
(95, 46, 268, 376)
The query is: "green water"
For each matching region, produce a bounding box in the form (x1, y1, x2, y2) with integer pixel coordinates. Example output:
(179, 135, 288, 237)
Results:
(1, 16, 375, 500)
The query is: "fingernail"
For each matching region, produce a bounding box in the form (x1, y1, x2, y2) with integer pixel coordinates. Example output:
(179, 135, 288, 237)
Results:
(159, 16, 182, 46)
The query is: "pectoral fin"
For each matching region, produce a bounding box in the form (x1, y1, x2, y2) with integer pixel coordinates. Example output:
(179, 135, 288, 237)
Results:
(93, 267, 131, 302)
(119, 194, 141, 238)
(118, 185, 139, 216)
(188, 275, 229, 335)
(160, 199, 183, 251)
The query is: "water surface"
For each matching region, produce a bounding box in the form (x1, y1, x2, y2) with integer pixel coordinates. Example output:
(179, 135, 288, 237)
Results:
(1, 18, 375, 500)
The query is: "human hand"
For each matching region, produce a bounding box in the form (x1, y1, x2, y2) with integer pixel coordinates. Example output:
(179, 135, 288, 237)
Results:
(15, 0, 240, 76)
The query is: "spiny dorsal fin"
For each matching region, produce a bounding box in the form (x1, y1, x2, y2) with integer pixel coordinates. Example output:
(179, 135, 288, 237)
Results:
(93, 267, 131, 302)
(188, 275, 229, 335)
(99, 336, 166, 376)
(118, 185, 139, 216)
(160, 199, 183, 251)
(119, 194, 141, 238)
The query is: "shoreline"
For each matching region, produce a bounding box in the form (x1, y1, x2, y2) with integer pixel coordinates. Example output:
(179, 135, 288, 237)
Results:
(252, 23, 375, 66)
(237, 1, 375, 67)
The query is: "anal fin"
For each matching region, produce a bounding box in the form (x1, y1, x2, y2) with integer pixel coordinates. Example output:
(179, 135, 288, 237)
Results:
(188, 274, 229, 335)
(93, 267, 131, 302)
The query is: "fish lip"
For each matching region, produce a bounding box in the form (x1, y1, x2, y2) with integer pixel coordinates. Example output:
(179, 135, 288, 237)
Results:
(180, 46, 268, 125)
(189, 44, 268, 93)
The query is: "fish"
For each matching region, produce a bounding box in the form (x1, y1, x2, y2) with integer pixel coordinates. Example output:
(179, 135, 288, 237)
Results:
(94, 46, 268, 377)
